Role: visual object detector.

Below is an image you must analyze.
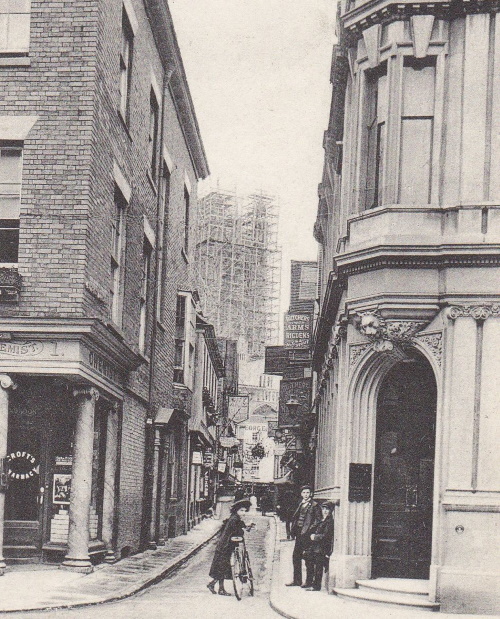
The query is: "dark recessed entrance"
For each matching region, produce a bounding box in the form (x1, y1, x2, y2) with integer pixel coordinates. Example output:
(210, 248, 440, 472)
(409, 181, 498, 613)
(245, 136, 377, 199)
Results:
(372, 355, 436, 579)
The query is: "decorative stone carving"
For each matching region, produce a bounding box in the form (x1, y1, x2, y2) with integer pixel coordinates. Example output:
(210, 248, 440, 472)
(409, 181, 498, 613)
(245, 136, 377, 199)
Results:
(72, 386, 100, 402)
(354, 311, 427, 344)
(0, 375, 16, 391)
(446, 305, 500, 321)
(417, 332, 443, 367)
(349, 343, 371, 367)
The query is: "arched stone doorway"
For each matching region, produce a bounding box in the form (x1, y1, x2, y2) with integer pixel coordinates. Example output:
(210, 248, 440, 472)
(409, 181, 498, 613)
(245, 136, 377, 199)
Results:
(371, 352, 437, 579)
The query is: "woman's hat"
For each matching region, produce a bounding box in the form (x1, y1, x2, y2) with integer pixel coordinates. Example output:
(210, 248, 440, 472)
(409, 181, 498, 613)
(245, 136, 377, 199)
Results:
(231, 499, 251, 513)
(321, 501, 335, 512)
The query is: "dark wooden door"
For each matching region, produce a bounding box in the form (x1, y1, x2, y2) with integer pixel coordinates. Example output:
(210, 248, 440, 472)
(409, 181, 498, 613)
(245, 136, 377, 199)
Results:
(372, 360, 436, 579)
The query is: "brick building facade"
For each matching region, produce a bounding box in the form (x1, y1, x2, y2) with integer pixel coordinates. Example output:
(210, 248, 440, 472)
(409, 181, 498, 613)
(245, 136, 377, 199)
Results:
(0, 0, 208, 572)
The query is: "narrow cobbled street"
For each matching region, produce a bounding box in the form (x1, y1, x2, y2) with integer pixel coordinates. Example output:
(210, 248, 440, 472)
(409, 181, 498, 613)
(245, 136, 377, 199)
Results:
(8, 515, 279, 619)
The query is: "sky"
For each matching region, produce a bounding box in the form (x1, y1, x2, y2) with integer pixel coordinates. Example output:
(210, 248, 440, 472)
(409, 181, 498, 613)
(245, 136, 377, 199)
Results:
(169, 0, 336, 312)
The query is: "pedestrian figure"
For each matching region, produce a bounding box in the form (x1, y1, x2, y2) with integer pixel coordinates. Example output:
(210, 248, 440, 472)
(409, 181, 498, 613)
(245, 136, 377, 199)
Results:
(304, 501, 335, 591)
(260, 490, 272, 516)
(207, 498, 254, 596)
(286, 484, 322, 588)
(277, 489, 296, 539)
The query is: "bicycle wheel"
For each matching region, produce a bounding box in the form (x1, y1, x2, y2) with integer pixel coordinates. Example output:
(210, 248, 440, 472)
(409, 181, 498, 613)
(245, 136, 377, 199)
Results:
(231, 547, 244, 600)
(244, 549, 254, 596)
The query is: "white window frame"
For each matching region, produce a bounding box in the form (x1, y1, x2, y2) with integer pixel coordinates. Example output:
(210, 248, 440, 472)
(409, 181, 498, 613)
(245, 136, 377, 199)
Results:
(0, 0, 31, 55)
(0, 143, 23, 266)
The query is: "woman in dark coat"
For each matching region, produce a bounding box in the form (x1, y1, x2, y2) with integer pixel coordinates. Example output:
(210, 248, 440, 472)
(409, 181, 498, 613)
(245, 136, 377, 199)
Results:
(207, 499, 252, 595)
(304, 501, 335, 591)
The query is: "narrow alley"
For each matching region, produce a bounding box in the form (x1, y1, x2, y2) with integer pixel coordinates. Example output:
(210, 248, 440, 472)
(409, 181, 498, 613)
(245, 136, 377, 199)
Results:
(8, 515, 279, 619)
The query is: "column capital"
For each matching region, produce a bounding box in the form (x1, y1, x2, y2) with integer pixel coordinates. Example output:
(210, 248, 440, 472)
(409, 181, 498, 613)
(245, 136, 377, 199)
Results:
(0, 375, 16, 391)
(72, 386, 100, 402)
(446, 304, 500, 321)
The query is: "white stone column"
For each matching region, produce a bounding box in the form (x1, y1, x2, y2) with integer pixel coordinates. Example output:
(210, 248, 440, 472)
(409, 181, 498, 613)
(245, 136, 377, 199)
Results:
(61, 386, 98, 573)
(102, 404, 119, 563)
(0, 375, 16, 576)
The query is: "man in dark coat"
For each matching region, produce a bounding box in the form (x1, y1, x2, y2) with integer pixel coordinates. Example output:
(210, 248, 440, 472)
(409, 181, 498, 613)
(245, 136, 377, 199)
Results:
(207, 499, 252, 595)
(304, 501, 335, 591)
(286, 484, 322, 588)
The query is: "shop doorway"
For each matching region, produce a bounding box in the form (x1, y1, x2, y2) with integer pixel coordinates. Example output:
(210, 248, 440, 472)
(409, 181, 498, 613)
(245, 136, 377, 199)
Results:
(372, 355, 437, 579)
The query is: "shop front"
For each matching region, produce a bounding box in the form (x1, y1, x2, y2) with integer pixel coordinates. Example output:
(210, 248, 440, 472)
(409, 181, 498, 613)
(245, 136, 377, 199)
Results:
(0, 318, 140, 572)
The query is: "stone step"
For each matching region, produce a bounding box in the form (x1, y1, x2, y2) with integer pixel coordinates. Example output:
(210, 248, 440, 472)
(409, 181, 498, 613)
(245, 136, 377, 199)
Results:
(334, 587, 440, 611)
(356, 578, 429, 596)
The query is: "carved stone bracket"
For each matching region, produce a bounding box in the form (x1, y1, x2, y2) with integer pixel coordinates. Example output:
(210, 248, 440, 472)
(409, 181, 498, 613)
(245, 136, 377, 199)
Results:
(416, 332, 443, 367)
(317, 317, 348, 396)
(446, 305, 500, 321)
(353, 311, 427, 345)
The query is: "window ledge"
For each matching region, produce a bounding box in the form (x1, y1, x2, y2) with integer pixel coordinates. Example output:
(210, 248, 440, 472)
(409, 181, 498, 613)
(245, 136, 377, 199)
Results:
(0, 56, 30, 67)
(117, 109, 133, 141)
(105, 320, 125, 341)
(156, 320, 166, 332)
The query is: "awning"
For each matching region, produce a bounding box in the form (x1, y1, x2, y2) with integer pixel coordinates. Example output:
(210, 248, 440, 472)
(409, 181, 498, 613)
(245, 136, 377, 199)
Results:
(154, 407, 186, 427)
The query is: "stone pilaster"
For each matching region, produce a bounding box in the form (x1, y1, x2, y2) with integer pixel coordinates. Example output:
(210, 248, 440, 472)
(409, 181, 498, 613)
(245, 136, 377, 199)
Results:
(61, 386, 99, 573)
(102, 403, 119, 563)
(0, 375, 16, 576)
(148, 428, 161, 549)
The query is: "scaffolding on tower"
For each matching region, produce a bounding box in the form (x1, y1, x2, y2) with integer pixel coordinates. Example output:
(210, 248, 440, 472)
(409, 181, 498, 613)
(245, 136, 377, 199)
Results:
(195, 188, 281, 360)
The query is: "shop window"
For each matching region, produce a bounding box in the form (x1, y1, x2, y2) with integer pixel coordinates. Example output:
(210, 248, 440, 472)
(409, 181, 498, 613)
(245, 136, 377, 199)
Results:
(139, 236, 153, 355)
(110, 185, 127, 325)
(119, 7, 134, 124)
(148, 89, 159, 183)
(0, 143, 22, 264)
(0, 0, 31, 55)
(398, 57, 436, 204)
(362, 64, 388, 210)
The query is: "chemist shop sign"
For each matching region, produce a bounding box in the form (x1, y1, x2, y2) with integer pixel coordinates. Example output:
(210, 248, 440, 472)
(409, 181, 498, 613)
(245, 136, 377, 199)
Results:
(284, 312, 312, 350)
(6, 451, 39, 480)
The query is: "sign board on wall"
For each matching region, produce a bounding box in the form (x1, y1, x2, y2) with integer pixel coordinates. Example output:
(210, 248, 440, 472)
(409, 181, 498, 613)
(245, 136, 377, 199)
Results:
(228, 395, 250, 424)
(192, 451, 203, 465)
(284, 312, 313, 350)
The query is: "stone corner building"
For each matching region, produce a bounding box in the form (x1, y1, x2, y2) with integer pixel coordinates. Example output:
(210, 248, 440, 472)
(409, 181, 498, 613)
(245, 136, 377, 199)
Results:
(313, 0, 500, 614)
(0, 0, 208, 572)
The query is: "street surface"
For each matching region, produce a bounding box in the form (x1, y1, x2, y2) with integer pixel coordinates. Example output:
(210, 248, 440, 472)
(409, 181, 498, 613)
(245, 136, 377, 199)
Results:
(9, 515, 279, 619)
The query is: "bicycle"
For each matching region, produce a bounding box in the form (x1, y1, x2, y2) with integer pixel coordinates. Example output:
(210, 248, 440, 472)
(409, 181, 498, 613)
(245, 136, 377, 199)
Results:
(230, 534, 254, 600)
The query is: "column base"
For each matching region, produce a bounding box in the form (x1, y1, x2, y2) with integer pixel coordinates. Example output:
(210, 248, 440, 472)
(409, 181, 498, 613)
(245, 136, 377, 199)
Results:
(0, 558, 6, 576)
(157, 537, 166, 546)
(104, 550, 117, 564)
(329, 554, 371, 589)
(148, 541, 157, 550)
(60, 558, 94, 574)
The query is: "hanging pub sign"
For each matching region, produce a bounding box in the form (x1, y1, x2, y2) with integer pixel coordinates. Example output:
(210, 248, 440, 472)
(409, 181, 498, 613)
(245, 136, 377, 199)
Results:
(192, 451, 203, 465)
(218, 461, 227, 473)
(348, 463, 372, 502)
(6, 451, 39, 480)
(203, 452, 214, 467)
(284, 312, 313, 350)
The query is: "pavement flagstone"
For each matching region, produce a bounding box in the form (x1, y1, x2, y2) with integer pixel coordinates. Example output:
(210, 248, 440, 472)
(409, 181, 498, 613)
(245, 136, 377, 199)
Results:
(0, 517, 220, 613)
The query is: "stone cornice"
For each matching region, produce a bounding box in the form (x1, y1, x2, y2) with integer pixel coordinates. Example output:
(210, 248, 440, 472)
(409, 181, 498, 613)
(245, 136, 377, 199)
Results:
(341, 0, 499, 37)
(336, 250, 500, 278)
(446, 304, 500, 320)
(0, 317, 143, 373)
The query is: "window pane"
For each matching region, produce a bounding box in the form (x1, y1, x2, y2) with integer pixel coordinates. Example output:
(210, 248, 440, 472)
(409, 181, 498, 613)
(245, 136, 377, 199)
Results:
(399, 118, 433, 204)
(0, 222, 19, 262)
(0, 15, 7, 50)
(0, 149, 22, 184)
(403, 62, 435, 117)
(8, 0, 31, 12)
(7, 14, 30, 51)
